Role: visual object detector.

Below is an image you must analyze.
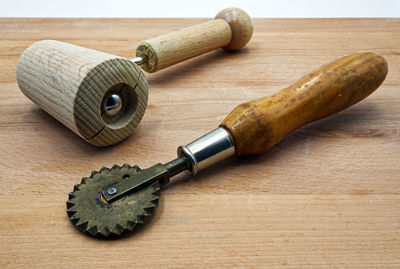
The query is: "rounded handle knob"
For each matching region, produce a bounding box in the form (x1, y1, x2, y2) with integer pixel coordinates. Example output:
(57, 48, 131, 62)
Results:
(215, 7, 254, 51)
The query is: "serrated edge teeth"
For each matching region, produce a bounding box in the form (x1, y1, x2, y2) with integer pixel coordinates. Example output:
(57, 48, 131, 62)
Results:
(69, 215, 79, 225)
(125, 221, 136, 231)
(68, 192, 76, 199)
(87, 228, 98, 236)
(99, 226, 111, 237)
(73, 184, 80, 191)
(90, 170, 97, 177)
(111, 223, 125, 235)
(152, 185, 161, 192)
(76, 219, 89, 230)
(150, 200, 159, 207)
(122, 163, 130, 169)
(67, 166, 161, 238)
(135, 215, 144, 224)
(66, 200, 75, 209)
(86, 223, 98, 235)
(151, 194, 160, 201)
(143, 207, 154, 216)
(99, 166, 109, 172)
(143, 201, 156, 212)
(66, 208, 77, 218)
(111, 164, 121, 170)
(80, 177, 90, 184)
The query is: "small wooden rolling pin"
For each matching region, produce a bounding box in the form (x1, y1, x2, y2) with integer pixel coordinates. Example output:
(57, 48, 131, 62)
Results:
(16, 8, 253, 146)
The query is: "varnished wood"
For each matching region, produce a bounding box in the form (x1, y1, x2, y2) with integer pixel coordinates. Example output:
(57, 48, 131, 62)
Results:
(0, 18, 399, 268)
(17, 40, 148, 146)
(137, 8, 253, 72)
(221, 53, 388, 155)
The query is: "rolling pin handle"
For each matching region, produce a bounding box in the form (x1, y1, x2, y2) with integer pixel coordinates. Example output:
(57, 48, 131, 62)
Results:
(136, 7, 254, 73)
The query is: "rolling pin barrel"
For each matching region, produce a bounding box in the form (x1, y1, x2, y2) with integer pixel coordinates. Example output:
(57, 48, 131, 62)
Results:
(220, 53, 388, 156)
(136, 8, 254, 73)
(16, 40, 148, 146)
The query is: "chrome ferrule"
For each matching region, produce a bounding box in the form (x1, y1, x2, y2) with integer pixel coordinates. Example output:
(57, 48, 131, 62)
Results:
(177, 127, 235, 175)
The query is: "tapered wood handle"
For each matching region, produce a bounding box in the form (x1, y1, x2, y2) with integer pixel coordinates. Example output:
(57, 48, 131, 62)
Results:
(136, 8, 253, 73)
(220, 53, 388, 156)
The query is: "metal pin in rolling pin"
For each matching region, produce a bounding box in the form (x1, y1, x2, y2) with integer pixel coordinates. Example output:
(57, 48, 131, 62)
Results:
(130, 55, 148, 65)
(103, 56, 149, 115)
(16, 8, 254, 146)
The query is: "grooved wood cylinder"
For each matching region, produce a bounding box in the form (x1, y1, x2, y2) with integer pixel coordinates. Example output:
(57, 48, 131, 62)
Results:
(16, 40, 148, 146)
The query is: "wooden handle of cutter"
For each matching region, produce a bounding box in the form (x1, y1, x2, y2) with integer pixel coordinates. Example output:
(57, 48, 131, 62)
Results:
(136, 7, 253, 73)
(220, 52, 388, 156)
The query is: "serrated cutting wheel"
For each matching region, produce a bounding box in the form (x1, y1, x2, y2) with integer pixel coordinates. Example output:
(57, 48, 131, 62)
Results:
(67, 164, 160, 237)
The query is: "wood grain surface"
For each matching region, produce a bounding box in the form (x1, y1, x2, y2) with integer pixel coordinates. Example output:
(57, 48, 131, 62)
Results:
(0, 18, 399, 268)
(137, 19, 232, 73)
(17, 40, 149, 147)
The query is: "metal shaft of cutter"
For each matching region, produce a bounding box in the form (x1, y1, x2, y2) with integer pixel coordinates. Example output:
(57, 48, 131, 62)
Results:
(164, 157, 190, 177)
(101, 157, 190, 203)
(102, 127, 235, 202)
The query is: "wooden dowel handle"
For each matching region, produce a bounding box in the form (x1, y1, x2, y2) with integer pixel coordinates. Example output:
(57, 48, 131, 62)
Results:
(136, 8, 253, 73)
(220, 53, 388, 156)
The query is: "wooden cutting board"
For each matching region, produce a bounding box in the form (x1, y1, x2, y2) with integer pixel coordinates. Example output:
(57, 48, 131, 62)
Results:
(0, 18, 399, 268)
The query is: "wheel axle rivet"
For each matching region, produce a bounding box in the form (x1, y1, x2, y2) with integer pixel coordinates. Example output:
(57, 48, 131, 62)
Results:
(107, 187, 117, 195)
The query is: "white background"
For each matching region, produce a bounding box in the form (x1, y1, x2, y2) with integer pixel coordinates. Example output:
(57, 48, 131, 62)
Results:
(1, 0, 399, 18)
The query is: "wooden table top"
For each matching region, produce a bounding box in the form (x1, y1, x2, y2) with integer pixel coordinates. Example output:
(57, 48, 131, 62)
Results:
(0, 18, 399, 268)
